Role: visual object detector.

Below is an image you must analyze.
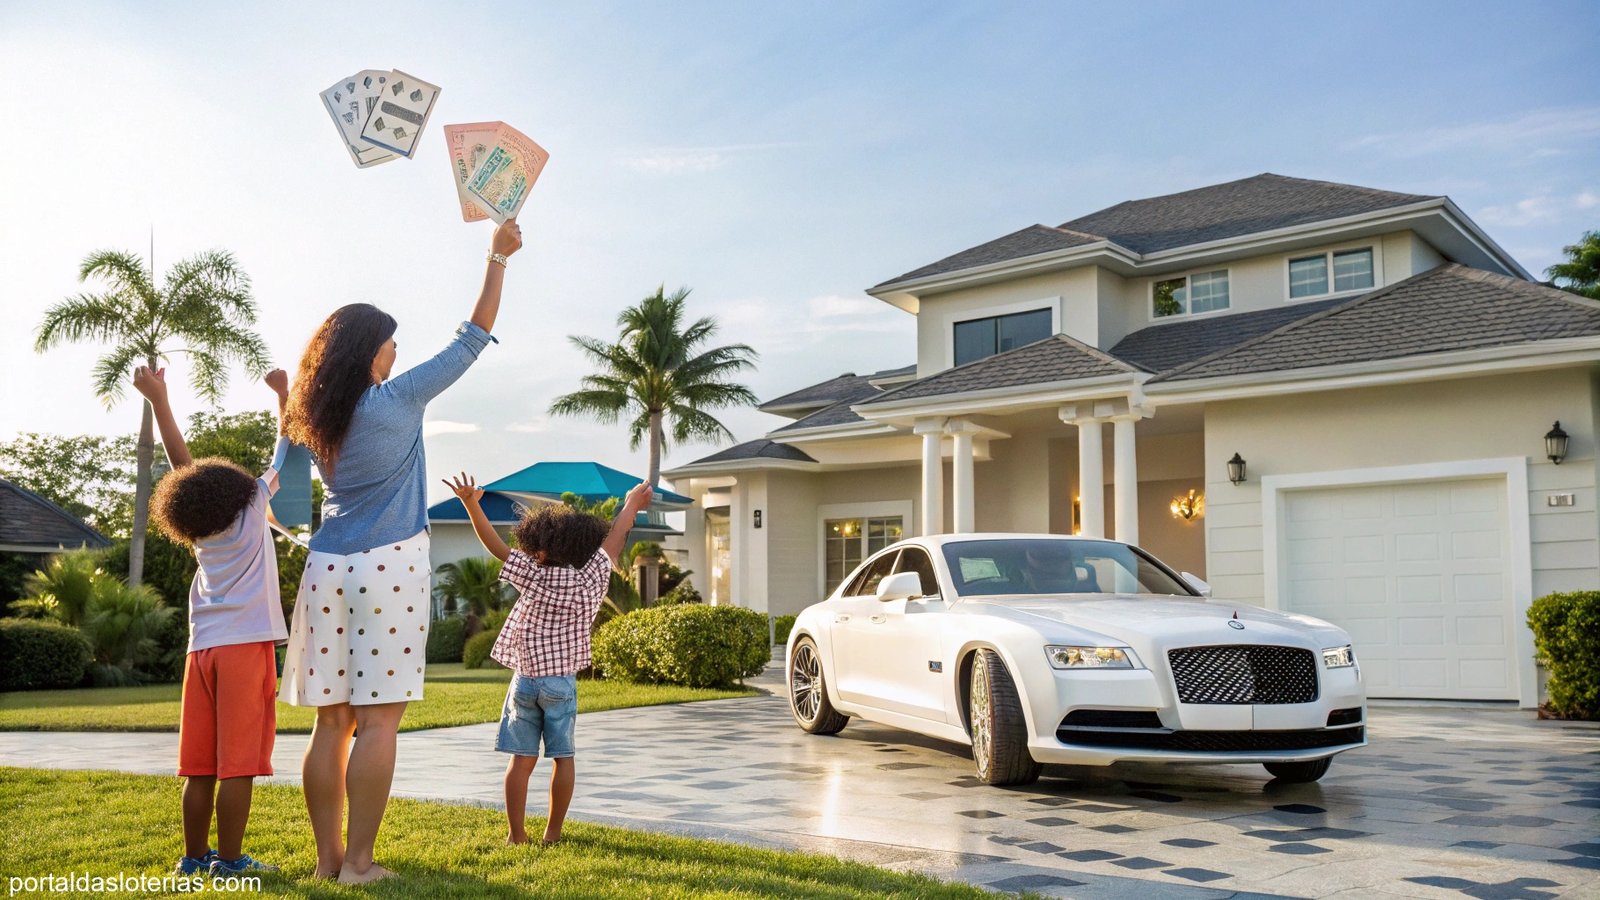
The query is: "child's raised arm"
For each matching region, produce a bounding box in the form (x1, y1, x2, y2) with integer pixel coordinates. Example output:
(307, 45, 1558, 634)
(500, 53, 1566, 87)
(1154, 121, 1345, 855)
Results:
(133, 365, 191, 469)
(443, 472, 510, 561)
(602, 482, 653, 570)
(265, 368, 290, 436)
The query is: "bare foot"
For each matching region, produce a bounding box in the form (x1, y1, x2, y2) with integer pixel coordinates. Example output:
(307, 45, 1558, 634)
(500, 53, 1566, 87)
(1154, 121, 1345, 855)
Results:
(337, 862, 396, 884)
(507, 834, 529, 845)
(313, 857, 343, 880)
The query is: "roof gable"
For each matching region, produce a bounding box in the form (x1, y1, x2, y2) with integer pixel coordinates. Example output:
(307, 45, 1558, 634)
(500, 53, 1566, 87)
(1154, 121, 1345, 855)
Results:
(874, 225, 1103, 290)
(0, 477, 111, 551)
(1109, 296, 1348, 373)
(861, 333, 1140, 407)
(683, 439, 818, 466)
(480, 461, 692, 506)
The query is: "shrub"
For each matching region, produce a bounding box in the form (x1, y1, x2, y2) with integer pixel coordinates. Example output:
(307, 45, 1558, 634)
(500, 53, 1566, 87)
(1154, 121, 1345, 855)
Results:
(593, 605, 768, 688)
(659, 581, 702, 605)
(773, 614, 797, 645)
(462, 630, 505, 670)
(427, 616, 467, 664)
(0, 618, 92, 690)
(21, 550, 102, 626)
(1528, 591, 1600, 719)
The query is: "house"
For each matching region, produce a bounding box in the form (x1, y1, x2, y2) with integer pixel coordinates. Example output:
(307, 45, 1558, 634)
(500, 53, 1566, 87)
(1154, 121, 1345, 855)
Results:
(0, 476, 111, 554)
(665, 173, 1600, 708)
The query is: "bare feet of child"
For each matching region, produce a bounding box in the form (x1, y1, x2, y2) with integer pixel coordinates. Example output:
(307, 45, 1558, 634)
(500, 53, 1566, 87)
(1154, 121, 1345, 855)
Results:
(507, 832, 530, 845)
(338, 862, 396, 884)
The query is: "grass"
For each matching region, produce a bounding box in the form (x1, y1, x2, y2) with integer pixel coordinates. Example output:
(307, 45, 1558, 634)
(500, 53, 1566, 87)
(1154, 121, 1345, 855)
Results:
(0, 664, 758, 733)
(0, 768, 1001, 899)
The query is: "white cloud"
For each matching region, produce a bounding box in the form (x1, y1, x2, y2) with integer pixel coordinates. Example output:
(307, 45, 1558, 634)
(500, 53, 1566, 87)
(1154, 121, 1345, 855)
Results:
(506, 417, 550, 434)
(423, 420, 482, 437)
(1345, 108, 1600, 159)
(1476, 189, 1600, 227)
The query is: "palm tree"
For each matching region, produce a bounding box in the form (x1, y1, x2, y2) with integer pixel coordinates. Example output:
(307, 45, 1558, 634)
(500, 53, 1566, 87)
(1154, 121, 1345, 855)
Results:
(550, 286, 758, 485)
(1547, 230, 1600, 300)
(19, 550, 103, 626)
(433, 556, 514, 620)
(35, 250, 268, 586)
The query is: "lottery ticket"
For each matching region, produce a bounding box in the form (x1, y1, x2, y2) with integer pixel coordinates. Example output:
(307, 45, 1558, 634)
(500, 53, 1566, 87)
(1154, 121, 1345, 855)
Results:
(358, 69, 441, 158)
(443, 122, 502, 222)
(465, 123, 549, 223)
(319, 70, 398, 168)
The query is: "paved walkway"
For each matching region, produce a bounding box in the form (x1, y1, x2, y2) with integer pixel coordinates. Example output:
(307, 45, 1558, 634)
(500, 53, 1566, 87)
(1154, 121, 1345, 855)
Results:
(3, 671, 1597, 899)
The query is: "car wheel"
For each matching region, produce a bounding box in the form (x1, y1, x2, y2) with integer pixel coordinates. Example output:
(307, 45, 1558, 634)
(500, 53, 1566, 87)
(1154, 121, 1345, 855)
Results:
(789, 636, 848, 735)
(968, 648, 1042, 786)
(1264, 757, 1332, 783)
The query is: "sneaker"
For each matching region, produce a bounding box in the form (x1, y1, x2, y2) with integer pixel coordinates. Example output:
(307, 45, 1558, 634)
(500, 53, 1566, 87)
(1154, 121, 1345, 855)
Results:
(173, 850, 217, 876)
(209, 854, 279, 878)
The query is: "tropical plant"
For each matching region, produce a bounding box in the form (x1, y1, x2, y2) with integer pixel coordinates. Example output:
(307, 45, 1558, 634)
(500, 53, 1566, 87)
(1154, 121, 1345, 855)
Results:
(433, 556, 514, 620)
(20, 550, 102, 627)
(550, 285, 758, 485)
(1546, 230, 1600, 300)
(34, 249, 268, 585)
(81, 577, 176, 674)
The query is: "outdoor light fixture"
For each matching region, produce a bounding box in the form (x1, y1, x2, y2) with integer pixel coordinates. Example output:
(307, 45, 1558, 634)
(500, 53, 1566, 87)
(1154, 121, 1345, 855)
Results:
(1227, 452, 1247, 485)
(753, 509, 763, 529)
(1546, 421, 1569, 465)
(1170, 489, 1204, 521)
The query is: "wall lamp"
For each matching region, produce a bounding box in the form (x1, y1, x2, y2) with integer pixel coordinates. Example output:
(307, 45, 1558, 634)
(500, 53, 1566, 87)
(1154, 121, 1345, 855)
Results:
(1170, 489, 1204, 521)
(1546, 422, 1569, 465)
(1227, 452, 1247, 485)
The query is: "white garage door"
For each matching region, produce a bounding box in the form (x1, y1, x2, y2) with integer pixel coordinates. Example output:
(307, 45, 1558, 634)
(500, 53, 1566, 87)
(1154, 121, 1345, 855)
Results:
(1281, 477, 1515, 700)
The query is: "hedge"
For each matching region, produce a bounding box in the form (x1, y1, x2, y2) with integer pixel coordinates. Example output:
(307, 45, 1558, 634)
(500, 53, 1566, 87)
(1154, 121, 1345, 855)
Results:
(427, 616, 467, 664)
(1528, 590, 1600, 719)
(463, 628, 505, 670)
(0, 617, 93, 690)
(592, 605, 768, 689)
(773, 614, 797, 646)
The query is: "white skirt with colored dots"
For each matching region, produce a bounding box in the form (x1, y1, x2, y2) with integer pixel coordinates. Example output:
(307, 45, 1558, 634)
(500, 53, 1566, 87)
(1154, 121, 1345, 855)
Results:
(278, 529, 432, 707)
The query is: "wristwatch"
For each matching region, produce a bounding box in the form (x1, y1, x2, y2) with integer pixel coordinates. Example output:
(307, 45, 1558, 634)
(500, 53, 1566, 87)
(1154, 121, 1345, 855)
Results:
(487, 252, 509, 267)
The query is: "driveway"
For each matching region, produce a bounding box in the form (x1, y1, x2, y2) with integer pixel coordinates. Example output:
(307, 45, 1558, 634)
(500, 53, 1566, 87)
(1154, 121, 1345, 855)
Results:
(3, 682, 1596, 899)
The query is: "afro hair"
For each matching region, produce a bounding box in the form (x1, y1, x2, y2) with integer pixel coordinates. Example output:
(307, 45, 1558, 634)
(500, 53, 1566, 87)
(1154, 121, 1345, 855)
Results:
(513, 504, 610, 568)
(149, 458, 258, 545)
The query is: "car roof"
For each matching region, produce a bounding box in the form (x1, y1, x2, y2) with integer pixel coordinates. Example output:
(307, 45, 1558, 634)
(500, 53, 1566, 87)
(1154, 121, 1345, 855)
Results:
(905, 533, 1131, 549)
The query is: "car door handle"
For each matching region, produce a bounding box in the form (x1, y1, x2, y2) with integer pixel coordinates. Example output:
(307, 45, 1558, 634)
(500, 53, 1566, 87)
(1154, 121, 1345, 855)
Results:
(835, 614, 850, 623)
(870, 614, 887, 624)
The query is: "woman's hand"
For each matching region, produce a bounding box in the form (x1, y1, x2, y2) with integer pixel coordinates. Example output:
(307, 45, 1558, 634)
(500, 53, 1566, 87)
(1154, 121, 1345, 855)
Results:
(442, 472, 485, 505)
(132, 365, 169, 405)
(265, 368, 290, 399)
(491, 217, 523, 258)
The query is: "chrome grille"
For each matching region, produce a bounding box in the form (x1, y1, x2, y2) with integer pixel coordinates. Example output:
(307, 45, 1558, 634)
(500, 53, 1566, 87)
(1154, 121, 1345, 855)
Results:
(1167, 645, 1318, 704)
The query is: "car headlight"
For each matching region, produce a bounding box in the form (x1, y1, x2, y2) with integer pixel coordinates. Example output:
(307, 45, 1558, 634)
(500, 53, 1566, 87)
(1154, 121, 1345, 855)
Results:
(1322, 645, 1355, 668)
(1045, 645, 1134, 669)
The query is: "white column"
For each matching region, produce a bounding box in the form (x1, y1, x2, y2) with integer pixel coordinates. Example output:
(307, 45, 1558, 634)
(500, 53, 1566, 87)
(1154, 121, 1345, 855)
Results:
(1112, 415, 1139, 546)
(1076, 417, 1105, 538)
(913, 418, 946, 536)
(948, 420, 976, 533)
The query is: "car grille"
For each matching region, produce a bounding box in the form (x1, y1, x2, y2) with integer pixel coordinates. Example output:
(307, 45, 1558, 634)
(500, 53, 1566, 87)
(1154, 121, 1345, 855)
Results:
(1168, 645, 1318, 704)
(1056, 725, 1364, 752)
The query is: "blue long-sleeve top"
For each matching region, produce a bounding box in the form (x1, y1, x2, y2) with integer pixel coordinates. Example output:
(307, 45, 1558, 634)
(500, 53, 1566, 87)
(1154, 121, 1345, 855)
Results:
(309, 321, 496, 556)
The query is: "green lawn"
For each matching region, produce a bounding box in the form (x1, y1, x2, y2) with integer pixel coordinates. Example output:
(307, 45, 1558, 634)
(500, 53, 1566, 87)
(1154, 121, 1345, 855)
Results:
(0, 664, 757, 733)
(1, 768, 1000, 899)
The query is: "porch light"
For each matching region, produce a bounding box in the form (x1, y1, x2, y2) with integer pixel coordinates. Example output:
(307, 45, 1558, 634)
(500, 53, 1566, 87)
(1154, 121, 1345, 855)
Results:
(1546, 421, 1569, 465)
(1170, 489, 1204, 521)
(1227, 452, 1247, 485)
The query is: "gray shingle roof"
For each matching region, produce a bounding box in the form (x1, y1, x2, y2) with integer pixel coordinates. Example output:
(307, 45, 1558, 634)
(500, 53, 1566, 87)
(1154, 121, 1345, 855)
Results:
(860, 334, 1138, 406)
(0, 477, 111, 551)
(758, 364, 913, 412)
(683, 439, 817, 466)
(1110, 296, 1347, 373)
(875, 174, 1440, 287)
(1153, 264, 1600, 382)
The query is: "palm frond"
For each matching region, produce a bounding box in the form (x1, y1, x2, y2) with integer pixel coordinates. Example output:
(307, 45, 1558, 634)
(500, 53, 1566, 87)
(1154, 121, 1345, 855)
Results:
(668, 404, 736, 444)
(34, 292, 138, 351)
(91, 344, 147, 405)
(550, 389, 629, 422)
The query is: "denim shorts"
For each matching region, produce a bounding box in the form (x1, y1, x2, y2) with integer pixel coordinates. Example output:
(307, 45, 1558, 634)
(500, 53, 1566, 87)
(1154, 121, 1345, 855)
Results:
(496, 674, 578, 758)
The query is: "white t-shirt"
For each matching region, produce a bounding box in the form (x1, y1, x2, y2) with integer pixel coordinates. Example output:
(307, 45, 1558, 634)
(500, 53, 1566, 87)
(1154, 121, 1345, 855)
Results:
(187, 438, 291, 653)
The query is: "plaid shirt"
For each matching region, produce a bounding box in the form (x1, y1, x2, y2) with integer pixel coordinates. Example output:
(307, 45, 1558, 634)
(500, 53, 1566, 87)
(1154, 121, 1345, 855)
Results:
(490, 548, 611, 677)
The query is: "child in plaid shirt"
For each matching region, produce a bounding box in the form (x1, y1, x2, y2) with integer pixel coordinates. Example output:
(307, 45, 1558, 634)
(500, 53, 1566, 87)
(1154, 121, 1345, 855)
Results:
(445, 473, 653, 845)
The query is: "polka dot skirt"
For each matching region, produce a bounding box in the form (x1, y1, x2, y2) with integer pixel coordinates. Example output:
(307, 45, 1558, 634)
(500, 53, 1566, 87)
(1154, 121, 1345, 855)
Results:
(278, 529, 431, 707)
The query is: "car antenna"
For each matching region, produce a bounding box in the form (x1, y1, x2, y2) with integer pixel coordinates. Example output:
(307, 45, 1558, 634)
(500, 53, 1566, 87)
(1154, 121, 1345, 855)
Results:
(1232, 610, 1239, 619)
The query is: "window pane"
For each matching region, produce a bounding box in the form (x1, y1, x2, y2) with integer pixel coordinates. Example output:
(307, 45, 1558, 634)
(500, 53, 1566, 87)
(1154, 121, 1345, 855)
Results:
(1289, 255, 1328, 298)
(866, 516, 903, 554)
(825, 518, 864, 593)
(1333, 249, 1374, 292)
(953, 318, 996, 366)
(1188, 271, 1230, 313)
(854, 552, 899, 596)
(893, 547, 941, 596)
(997, 308, 1052, 353)
(1153, 278, 1186, 318)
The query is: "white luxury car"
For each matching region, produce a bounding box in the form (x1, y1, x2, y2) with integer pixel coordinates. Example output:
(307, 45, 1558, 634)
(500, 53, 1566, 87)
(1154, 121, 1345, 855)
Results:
(786, 534, 1366, 786)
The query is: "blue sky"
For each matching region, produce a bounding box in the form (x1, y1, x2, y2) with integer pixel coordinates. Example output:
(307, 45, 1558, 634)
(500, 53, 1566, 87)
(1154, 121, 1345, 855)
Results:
(2, 1, 1596, 503)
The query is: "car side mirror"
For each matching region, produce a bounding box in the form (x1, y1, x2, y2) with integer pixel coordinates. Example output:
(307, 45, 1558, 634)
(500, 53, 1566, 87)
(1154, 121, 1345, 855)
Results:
(1181, 572, 1212, 598)
(876, 572, 924, 602)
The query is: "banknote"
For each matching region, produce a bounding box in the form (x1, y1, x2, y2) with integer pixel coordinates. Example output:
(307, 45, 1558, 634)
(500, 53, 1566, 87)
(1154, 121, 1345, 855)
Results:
(319, 70, 398, 168)
(443, 122, 501, 222)
(465, 123, 549, 223)
(358, 69, 441, 158)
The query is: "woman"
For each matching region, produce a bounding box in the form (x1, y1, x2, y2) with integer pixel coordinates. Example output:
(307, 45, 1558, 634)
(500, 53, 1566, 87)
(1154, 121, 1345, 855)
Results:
(278, 218, 522, 883)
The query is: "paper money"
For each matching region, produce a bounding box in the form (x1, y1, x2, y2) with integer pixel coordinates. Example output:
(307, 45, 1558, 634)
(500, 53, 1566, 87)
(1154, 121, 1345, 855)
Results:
(465, 123, 549, 223)
(319, 70, 398, 168)
(358, 69, 441, 158)
(443, 122, 502, 222)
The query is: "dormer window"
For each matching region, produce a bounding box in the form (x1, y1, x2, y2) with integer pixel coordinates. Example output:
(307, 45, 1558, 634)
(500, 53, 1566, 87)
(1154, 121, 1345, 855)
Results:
(1289, 248, 1374, 299)
(1152, 270, 1230, 319)
(953, 308, 1052, 366)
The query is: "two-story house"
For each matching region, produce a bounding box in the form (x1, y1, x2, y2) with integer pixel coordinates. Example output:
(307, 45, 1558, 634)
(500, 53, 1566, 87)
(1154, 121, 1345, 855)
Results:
(664, 173, 1600, 707)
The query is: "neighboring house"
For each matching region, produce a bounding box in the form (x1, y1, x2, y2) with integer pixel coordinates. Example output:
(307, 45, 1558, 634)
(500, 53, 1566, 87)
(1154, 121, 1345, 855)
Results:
(665, 173, 1600, 708)
(0, 476, 111, 554)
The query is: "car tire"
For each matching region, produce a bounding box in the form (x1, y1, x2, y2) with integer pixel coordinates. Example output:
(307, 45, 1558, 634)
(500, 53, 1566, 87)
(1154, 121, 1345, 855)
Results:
(1263, 757, 1332, 783)
(968, 648, 1042, 786)
(789, 636, 848, 735)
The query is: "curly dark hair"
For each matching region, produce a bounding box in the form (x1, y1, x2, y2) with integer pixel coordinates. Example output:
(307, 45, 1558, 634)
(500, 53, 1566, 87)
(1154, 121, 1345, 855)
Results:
(150, 458, 258, 545)
(513, 504, 610, 568)
(283, 303, 397, 476)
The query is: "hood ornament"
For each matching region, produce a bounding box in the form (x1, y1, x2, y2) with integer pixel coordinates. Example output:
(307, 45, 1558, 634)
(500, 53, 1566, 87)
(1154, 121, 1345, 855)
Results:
(1228, 612, 1245, 630)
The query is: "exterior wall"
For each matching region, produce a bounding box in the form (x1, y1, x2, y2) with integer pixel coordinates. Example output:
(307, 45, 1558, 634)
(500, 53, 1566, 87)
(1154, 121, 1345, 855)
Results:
(428, 521, 510, 590)
(763, 470, 821, 615)
(914, 267, 1099, 375)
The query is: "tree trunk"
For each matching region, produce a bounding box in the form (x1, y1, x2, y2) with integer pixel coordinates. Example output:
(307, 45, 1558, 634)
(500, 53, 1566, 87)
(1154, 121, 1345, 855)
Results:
(129, 395, 156, 587)
(647, 411, 663, 487)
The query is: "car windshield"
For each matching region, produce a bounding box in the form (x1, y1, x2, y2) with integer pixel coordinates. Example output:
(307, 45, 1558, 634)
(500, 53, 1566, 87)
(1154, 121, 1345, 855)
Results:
(940, 539, 1194, 598)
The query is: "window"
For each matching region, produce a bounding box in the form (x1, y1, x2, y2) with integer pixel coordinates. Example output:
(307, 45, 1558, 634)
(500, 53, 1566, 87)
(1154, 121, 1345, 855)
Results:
(1288, 248, 1374, 299)
(953, 308, 1052, 366)
(893, 547, 941, 597)
(939, 538, 1194, 598)
(1152, 270, 1228, 318)
(824, 516, 905, 594)
(844, 551, 899, 597)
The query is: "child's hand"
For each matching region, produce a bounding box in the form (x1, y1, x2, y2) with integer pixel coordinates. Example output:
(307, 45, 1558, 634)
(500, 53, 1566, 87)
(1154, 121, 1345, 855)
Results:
(491, 217, 523, 258)
(624, 482, 653, 511)
(132, 365, 168, 404)
(443, 472, 485, 505)
(265, 368, 289, 398)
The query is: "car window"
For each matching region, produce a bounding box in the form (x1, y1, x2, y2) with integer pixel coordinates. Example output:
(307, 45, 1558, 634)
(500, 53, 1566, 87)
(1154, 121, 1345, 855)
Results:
(940, 539, 1193, 598)
(845, 551, 900, 597)
(893, 547, 940, 597)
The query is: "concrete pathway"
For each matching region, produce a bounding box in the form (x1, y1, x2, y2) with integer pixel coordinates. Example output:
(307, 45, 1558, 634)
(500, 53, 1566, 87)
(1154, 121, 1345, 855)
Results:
(3, 669, 1598, 899)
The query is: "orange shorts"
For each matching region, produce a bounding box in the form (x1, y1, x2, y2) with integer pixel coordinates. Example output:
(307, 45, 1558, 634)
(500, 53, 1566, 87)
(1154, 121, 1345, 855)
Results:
(178, 641, 277, 780)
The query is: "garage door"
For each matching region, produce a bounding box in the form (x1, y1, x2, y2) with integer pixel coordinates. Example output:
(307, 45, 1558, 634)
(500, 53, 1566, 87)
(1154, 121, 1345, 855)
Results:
(1281, 477, 1514, 700)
